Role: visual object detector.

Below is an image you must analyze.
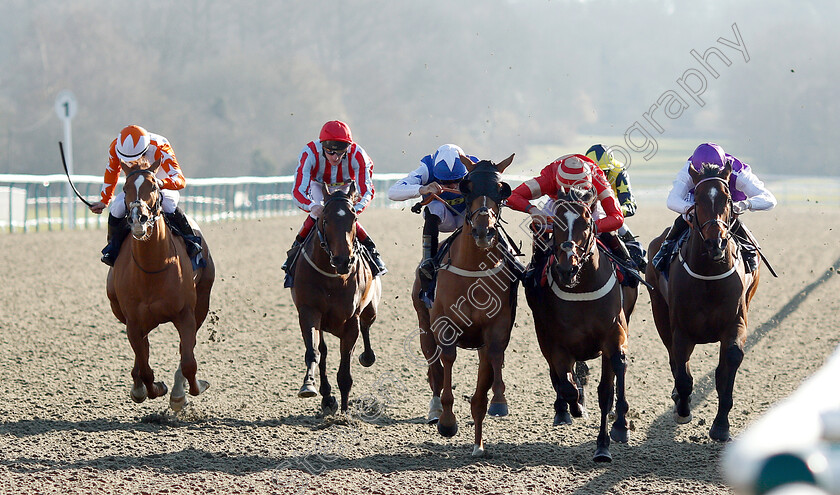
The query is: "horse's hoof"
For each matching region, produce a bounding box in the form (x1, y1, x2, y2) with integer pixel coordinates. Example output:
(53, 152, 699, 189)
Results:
(321, 396, 338, 416)
(554, 412, 572, 426)
(610, 425, 629, 443)
(130, 384, 147, 403)
(709, 425, 732, 442)
(427, 397, 443, 424)
(488, 402, 509, 418)
(674, 411, 692, 424)
(471, 443, 486, 457)
(154, 382, 169, 399)
(358, 351, 376, 368)
(593, 447, 613, 463)
(191, 380, 210, 396)
(170, 395, 186, 412)
(437, 421, 458, 438)
(298, 384, 317, 398)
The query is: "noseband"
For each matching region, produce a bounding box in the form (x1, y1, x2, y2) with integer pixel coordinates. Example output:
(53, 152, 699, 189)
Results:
(124, 169, 162, 241)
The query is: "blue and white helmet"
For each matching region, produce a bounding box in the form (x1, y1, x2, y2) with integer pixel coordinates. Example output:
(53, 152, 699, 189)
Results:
(432, 144, 468, 182)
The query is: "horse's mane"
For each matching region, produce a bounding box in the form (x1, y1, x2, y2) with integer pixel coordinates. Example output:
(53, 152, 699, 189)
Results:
(698, 163, 725, 179)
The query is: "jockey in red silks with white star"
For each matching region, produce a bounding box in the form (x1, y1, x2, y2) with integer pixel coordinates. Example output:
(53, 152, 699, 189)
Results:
(282, 120, 386, 277)
(507, 153, 637, 283)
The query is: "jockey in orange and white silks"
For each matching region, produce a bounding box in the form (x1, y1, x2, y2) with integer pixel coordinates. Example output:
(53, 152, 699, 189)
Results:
(89, 125, 201, 267)
(282, 120, 386, 278)
(95, 125, 185, 218)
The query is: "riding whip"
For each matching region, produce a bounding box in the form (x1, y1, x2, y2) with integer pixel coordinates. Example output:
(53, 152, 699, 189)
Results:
(59, 141, 94, 208)
(597, 246, 655, 290)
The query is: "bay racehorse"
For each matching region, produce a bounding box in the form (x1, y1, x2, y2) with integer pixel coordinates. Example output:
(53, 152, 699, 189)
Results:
(106, 160, 215, 411)
(525, 186, 637, 462)
(291, 182, 381, 415)
(412, 154, 518, 457)
(645, 162, 760, 442)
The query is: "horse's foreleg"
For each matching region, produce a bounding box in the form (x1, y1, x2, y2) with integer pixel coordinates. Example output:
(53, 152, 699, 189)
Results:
(710, 339, 744, 442)
(549, 366, 571, 426)
(672, 334, 695, 424)
(608, 348, 629, 444)
(437, 344, 458, 438)
(318, 335, 337, 415)
(337, 318, 360, 413)
(594, 353, 618, 463)
(470, 349, 494, 457)
(127, 327, 167, 402)
(298, 312, 321, 398)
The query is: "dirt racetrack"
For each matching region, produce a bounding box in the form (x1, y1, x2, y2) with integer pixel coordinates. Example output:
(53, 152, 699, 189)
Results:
(0, 201, 838, 495)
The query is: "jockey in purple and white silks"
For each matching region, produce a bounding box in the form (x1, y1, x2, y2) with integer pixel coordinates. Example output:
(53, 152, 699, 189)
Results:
(651, 142, 777, 274)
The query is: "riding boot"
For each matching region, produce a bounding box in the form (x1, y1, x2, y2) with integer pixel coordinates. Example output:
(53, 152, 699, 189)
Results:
(361, 236, 388, 276)
(621, 230, 648, 273)
(165, 208, 203, 259)
(525, 230, 551, 287)
(100, 214, 130, 266)
(282, 235, 305, 273)
(602, 231, 638, 287)
(418, 214, 440, 286)
(652, 215, 690, 273)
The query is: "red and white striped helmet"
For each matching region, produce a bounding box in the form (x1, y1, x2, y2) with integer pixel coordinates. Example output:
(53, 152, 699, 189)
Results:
(555, 154, 594, 189)
(115, 125, 150, 162)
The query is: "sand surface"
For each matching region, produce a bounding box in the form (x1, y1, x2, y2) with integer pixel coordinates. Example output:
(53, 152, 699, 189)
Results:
(0, 202, 838, 494)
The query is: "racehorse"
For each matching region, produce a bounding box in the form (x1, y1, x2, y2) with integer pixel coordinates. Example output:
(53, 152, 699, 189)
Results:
(411, 154, 518, 457)
(106, 160, 215, 411)
(291, 182, 381, 415)
(524, 185, 637, 462)
(645, 161, 760, 442)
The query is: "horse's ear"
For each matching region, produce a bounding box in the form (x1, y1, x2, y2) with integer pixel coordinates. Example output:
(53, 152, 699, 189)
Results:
(320, 181, 329, 197)
(496, 153, 515, 173)
(348, 180, 357, 199)
(120, 160, 135, 174)
(721, 160, 732, 180)
(149, 159, 161, 174)
(498, 182, 512, 201)
(460, 154, 477, 173)
(459, 179, 472, 196)
(688, 164, 701, 184)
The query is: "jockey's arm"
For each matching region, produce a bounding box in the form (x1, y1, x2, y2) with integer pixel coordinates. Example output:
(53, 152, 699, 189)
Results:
(387, 165, 429, 201)
(592, 167, 625, 233)
(666, 163, 695, 215)
(351, 146, 375, 214)
(735, 170, 777, 212)
(292, 148, 317, 212)
(613, 170, 637, 217)
(154, 141, 185, 190)
(506, 177, 542, 213)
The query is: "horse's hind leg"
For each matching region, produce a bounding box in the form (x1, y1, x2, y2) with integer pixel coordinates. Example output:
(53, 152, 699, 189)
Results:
(298, 311, 321, 398)
(173, 311, 210, 400)
(608, 349, 629, 444)
(318, 336, 337, 415)
(420, 325, 444, 424)
(709, 340, 744, 442)
(594, 355, 616, 463)
(127, 327, 167, 403)
(358, 319, 376, 368)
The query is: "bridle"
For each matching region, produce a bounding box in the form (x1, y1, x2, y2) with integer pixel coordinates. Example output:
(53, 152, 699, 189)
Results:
(689, 176, 735, 246)
(315, 194, 359, 271)
(462, 169, 505, 245)
(124, 169, 162, 242)
(550, 199, 596, 286)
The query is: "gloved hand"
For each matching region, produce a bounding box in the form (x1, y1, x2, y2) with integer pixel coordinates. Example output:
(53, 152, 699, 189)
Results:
(529, 207, 549, 227)
(309, 204, 324, 218)
(419, 182, 444, 196)
(732, 200, 751, 215)
(622, 203, 636, 218)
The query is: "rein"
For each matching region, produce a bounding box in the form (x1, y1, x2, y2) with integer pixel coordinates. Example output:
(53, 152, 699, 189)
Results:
(124, 169, 174, 274)
(680, 175, 741, 280)
(312, 194, 359, 275)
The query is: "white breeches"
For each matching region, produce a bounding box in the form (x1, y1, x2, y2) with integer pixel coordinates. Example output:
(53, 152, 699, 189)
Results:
(108, 190, 180, 217)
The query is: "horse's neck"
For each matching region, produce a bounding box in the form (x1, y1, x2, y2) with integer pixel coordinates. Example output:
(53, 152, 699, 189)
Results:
(578, 246, 612, 288)
(131, 218, 173, 267)
(449, 226, 500, 270)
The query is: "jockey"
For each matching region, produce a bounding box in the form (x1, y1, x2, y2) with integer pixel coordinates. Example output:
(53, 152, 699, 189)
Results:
(89, 125, 202, 266)
(507, 153, 637, 282)
(387, 144, 478, 286)
(585, 144, 647, 271)
(651, 142, 777, 274)
(282, 120, 386, 277)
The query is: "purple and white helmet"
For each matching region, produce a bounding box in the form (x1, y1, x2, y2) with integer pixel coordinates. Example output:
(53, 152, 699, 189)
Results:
(689, 142, 727, 171)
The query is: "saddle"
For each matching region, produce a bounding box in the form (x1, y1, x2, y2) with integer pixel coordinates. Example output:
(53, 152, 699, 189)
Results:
(283, 229, 381, 289)
(163, 216, 206, 271)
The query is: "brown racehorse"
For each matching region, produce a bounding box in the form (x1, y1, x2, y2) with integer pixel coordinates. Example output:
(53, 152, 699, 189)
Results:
(645, 162, 760, 442)
(291, 182, 381, 415)
(412, 154, 518, 457)
(525, 186, 637, 462)
(106, 160, 215, 411)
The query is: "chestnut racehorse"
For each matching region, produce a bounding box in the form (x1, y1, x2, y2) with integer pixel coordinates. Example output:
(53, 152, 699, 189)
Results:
(524, 186, 636, 462)
(645, 162, 760, 442)
(107, 161, 215, 411)
(291, 183, 381, 415)
(412, 154, 518, 457)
